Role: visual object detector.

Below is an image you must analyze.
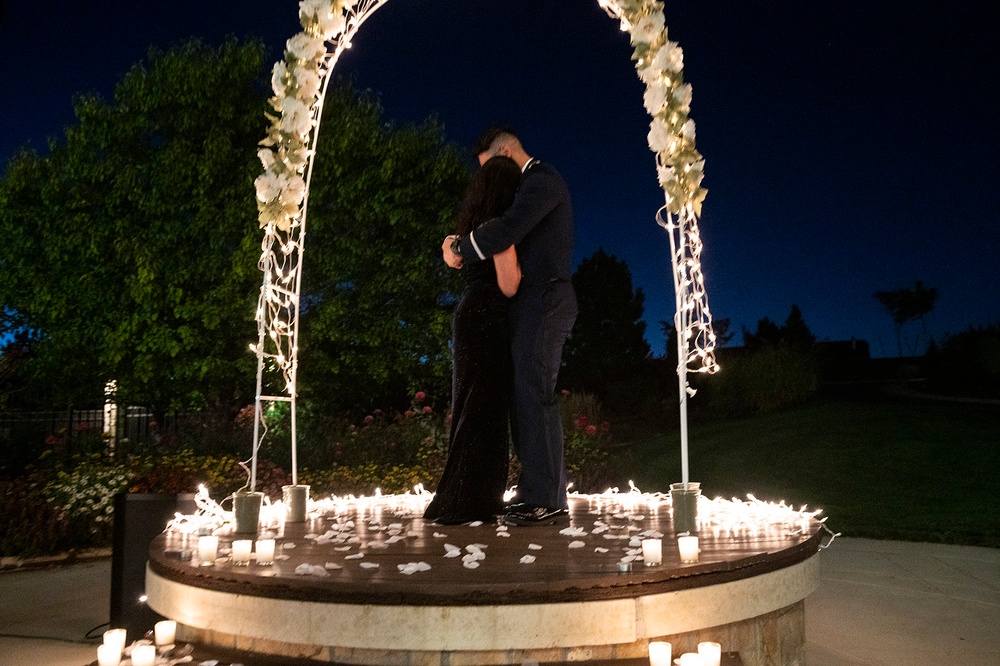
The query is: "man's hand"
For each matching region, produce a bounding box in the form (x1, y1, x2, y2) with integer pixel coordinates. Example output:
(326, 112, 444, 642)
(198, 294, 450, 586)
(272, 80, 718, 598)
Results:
(442, 235, 463, 269)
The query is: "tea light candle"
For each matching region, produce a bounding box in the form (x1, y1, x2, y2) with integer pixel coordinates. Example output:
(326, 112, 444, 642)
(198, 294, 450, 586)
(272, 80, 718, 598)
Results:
(641, 538, 662, 566)
(131, 644, 156, 666)
(96, 643, 121, 666)
(255, 538, 275, 565)
(154, 619, 176, 647)
(648, 640, 672, 666)
(231, 539, 252, 565)
(698, 641, 721, 666)
(679, 653, 705, 666)
(102, 628, 126, 655)
(197, 535, 219, 564)
(678, 535, 700, 563)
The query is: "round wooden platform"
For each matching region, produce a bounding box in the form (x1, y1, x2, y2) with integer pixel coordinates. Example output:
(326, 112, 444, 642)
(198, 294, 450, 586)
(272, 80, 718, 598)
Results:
(145, 494, 823, 665)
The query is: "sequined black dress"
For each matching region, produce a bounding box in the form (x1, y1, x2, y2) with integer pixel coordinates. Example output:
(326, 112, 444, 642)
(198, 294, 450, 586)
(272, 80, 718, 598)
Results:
(423, 259, 512, 524)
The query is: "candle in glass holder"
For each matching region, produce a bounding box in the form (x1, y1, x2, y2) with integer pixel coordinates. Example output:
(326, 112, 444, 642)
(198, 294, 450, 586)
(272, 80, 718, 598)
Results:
(231, 539, 252, 565)
(679, 653, 705, 666)
(698, 641, 721, 666)
(641, 538, 662, 566)
(255, 538, 275, 565)
(96, 644, 121, 666)
(131, 644, 156, 666)
(197, 535, 219, 564)
(103, 627, 127, 652)
(648, 640, 672, 666)
(678, 535, 700, 563)
(154, 619, 176, 647)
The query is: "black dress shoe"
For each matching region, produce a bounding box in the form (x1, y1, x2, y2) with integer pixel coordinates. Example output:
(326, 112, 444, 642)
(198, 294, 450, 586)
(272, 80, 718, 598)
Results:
(503, 504, 569, 526)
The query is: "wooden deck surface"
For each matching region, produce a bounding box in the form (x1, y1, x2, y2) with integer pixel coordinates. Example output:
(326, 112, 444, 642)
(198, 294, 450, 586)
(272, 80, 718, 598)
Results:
(150, 495, 822, 606)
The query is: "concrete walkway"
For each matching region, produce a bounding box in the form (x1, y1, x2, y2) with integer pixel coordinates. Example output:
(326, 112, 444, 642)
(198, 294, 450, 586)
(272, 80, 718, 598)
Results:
(1, 538, 998, 665)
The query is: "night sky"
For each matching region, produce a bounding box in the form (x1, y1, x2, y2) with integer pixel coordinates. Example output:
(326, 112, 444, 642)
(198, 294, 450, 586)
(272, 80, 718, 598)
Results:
(3, 1, 998, 357)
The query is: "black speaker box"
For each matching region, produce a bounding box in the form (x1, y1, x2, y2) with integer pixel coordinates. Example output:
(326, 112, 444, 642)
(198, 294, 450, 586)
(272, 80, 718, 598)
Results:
(109, 492, 196, 642)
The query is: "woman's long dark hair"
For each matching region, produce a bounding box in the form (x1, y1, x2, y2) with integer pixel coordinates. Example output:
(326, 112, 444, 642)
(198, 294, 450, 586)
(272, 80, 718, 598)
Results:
(455, 155, 522, 236)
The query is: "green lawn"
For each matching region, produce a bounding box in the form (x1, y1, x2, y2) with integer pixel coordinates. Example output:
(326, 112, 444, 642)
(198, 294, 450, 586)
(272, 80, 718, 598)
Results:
(612, 393, 1000, 548)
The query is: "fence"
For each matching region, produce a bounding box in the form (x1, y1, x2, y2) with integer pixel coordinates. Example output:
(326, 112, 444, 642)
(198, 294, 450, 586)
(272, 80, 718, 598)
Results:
(0, 406, 159, 470)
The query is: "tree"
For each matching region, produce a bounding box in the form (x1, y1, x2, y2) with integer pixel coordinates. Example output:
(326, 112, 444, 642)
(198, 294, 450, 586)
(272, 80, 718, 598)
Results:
(293, 84, 469, 415)
(0, 40, 469, 419)
(743, 304, 815, 351)
(561, 248, 650, 395)
(0, 39, 268, 411)
(874, 281, 939, 357)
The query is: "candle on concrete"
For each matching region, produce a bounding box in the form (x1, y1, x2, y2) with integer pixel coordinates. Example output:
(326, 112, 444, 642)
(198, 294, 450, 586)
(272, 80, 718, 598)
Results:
(698, 641, 721, 666)
(648, 640, 671, 666)
(231, 539, 252, 565)
(678, 535, 700, 563)
(255, 538, 275, 565)
(679, 653, 705, 666)
(96, 644, 121, 666)
(197, 535, 219, 565)
(154, 619, 176, 647)
(641, 538, 662, 566)
(131, 644, 156, 666)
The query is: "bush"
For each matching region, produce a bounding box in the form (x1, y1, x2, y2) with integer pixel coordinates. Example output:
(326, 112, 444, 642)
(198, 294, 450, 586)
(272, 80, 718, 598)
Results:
(559, 391, 616, 492)
(702, 346, 818, 417)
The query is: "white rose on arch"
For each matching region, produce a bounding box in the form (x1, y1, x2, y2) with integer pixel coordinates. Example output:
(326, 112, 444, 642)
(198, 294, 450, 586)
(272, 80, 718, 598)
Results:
(630, 11, 665, 45)
(643, 80, 670, 115)
(280, 175, 307, 207)
(298, 0, 328, 22)
(255, 171, 287, 204)
(673, 83, 693, 114)
(271, 61, 288, 97)
(280, 97, 315, 137)
(293, 65, 322, 102)
(680, 118, 697, 142)
(287, 32, 326, 61)
(317, 9, 348, 39)
(652, 41, 684, 74)
(258, 148, 276, 171)
(647, 120, 678, 155)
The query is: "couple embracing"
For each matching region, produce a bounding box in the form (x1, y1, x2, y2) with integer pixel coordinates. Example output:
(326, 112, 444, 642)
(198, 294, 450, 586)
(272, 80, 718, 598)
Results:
(423, 126, 578, 527)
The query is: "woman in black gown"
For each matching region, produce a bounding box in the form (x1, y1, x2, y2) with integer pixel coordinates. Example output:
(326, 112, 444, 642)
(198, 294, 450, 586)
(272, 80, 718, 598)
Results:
(424, 156, 523, 525)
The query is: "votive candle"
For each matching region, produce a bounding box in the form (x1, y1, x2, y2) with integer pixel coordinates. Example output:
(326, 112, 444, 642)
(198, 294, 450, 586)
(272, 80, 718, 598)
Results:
(648, 640, 672, 666)
(641, 538, 662, 566)
(678, 535, 700, 563)
(255, 538, 275, 565)
(231, 539, 252, 565)
(679, 653, 705, 666)
(154, 619, 176, 647)
(131, 644, 156, 666)
(102, 628, 126, 654)
(198, 535, 219, 564)
(698, 641, 721, 666)
(96, 644, 121, 666)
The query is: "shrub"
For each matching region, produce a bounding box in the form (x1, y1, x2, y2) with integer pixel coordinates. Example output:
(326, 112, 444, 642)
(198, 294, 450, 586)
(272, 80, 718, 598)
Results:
(559, 391, 616, 492)
(702, 346, 818, 416)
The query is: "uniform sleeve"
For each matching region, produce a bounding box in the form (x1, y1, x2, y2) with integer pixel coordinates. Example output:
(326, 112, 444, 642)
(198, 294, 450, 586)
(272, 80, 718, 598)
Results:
(457, 170, 561, 263)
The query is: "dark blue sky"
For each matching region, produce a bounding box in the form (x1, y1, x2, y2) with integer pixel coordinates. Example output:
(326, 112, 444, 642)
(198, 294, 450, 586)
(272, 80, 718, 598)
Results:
(3, 0, 998, 357)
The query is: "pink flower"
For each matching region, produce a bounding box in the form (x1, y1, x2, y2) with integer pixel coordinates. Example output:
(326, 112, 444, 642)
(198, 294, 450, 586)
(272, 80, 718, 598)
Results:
(561, 389, 570, 396)
(373, 408, 382, 415)
(585, 425, 598, 437)
(404, 410, 414, 418)
(422, 406, 432, 414)
(414, 391, 427, 402)
(574, 415, 589, 430)
(363, 415, 374, 424)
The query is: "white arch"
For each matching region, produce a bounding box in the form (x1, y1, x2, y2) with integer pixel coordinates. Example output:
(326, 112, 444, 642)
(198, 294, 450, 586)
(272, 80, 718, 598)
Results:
(249, 0, 717, 489)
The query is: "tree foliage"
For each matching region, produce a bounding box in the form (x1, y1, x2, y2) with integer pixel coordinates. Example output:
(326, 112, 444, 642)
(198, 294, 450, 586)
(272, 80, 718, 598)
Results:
(0, 39, 469, 420)
(0, 39, 268, 411)
(743, 304, 816, 351)
(874, 280, 939, 357)
(561, 248, 650, 398)
(294, 84, 468, 415)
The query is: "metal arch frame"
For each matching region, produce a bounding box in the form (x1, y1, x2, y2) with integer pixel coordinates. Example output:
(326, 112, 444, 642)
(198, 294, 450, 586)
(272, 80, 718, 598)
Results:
(250, 0, 717, 491)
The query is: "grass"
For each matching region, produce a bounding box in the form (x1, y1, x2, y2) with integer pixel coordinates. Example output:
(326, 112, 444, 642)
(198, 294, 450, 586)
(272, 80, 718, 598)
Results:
(611, 391, 1000, 548)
